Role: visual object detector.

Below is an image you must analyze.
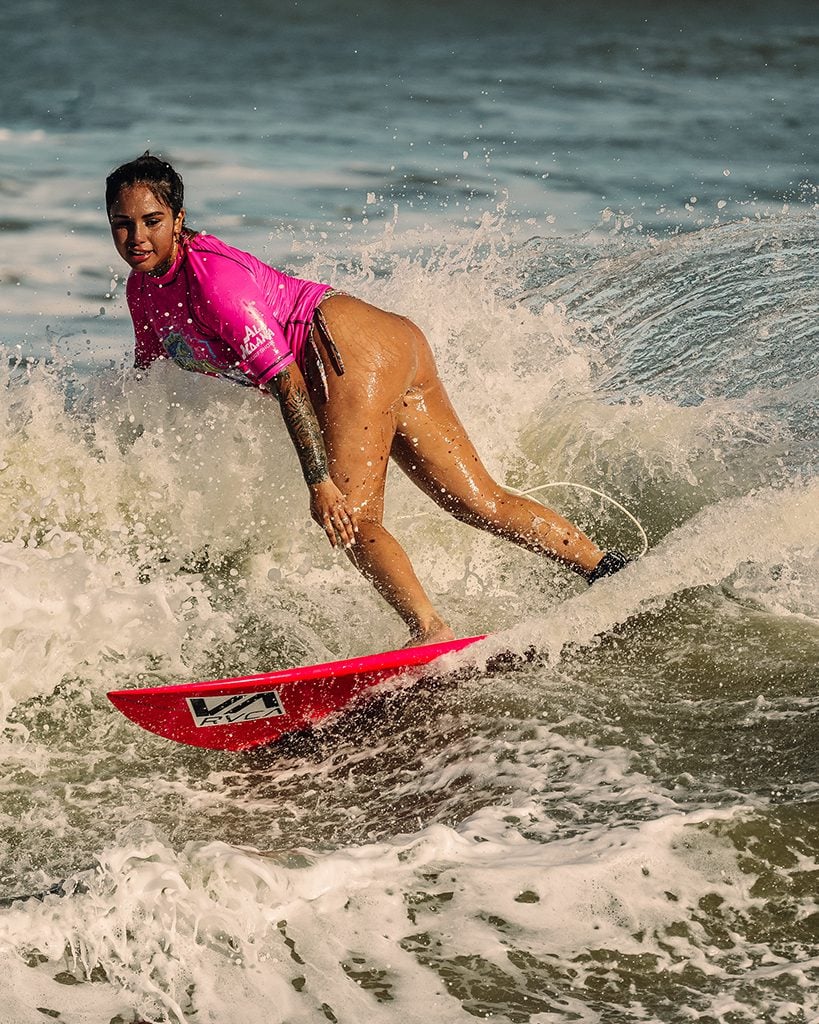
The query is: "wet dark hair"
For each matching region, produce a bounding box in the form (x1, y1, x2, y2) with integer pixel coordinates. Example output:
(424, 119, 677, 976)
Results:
(105, 151, 185, 219)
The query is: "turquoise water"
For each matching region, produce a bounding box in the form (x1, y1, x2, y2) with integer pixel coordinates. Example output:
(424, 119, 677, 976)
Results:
(0, 2, 817, 1022)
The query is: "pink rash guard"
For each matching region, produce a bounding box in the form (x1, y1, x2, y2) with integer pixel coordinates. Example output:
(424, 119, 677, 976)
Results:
(127, 232, 331, 388)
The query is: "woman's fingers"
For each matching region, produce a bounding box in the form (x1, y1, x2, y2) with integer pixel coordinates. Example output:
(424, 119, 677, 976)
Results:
(326, 503, 358, 549)
(310, 480, 359, 549)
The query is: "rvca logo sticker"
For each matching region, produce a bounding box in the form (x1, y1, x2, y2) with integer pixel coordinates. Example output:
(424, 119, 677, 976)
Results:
(187, 690, 285, 727)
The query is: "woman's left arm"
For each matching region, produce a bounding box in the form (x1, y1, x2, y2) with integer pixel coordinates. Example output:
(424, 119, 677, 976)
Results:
(266, 363, 358, 549)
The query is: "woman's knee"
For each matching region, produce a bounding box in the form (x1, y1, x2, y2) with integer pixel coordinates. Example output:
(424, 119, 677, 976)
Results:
(346, 510, 389, 546)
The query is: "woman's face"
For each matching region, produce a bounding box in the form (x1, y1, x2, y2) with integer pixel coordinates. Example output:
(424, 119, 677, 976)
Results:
(108, 183, 185, 274)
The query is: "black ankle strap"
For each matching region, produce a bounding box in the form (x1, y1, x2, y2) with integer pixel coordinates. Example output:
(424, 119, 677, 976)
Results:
(587, 549, 631, 585)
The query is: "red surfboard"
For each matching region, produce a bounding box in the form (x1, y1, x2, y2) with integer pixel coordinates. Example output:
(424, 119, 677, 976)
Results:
(107, 634, 487, 751)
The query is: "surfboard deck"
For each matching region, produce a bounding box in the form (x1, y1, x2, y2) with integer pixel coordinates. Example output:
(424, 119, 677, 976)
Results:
(107, 634, 487, 751)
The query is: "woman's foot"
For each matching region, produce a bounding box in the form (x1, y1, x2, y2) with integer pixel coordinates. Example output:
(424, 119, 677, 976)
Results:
(406, 614, 456, 647)
(585, 549, 631, 584)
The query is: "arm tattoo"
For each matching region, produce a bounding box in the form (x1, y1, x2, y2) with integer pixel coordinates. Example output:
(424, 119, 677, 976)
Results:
(269, 368, 330, 486)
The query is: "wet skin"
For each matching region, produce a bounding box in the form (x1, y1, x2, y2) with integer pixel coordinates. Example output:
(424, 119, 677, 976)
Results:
(302, 294, 605, 644)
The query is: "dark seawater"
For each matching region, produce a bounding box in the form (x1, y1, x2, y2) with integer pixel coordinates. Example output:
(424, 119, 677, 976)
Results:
(0, 2, 817, 1022)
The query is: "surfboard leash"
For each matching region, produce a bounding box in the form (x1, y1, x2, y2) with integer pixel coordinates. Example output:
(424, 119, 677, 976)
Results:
(509, 481, 649, 559)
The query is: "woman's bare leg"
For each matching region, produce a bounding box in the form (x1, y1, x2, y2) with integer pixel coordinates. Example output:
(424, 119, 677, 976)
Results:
(308, 295, 454, 644)
(324, 426, 452, 643)
(308, 294, 605, 643)
(388, 326, 605, 575)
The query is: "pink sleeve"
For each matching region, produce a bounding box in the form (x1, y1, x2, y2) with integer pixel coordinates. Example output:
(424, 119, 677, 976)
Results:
(192, 252, 295, 385)
(127, 278, 165, 369)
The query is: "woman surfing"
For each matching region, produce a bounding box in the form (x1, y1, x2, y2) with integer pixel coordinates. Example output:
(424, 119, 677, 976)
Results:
(106, 153, 629, 646)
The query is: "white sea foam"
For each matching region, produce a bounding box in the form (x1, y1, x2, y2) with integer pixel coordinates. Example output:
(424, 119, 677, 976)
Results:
(0, 803, 779, 1024)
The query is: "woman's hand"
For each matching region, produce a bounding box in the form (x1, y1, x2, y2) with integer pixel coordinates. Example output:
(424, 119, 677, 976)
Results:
(309, 478, 359, 549)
